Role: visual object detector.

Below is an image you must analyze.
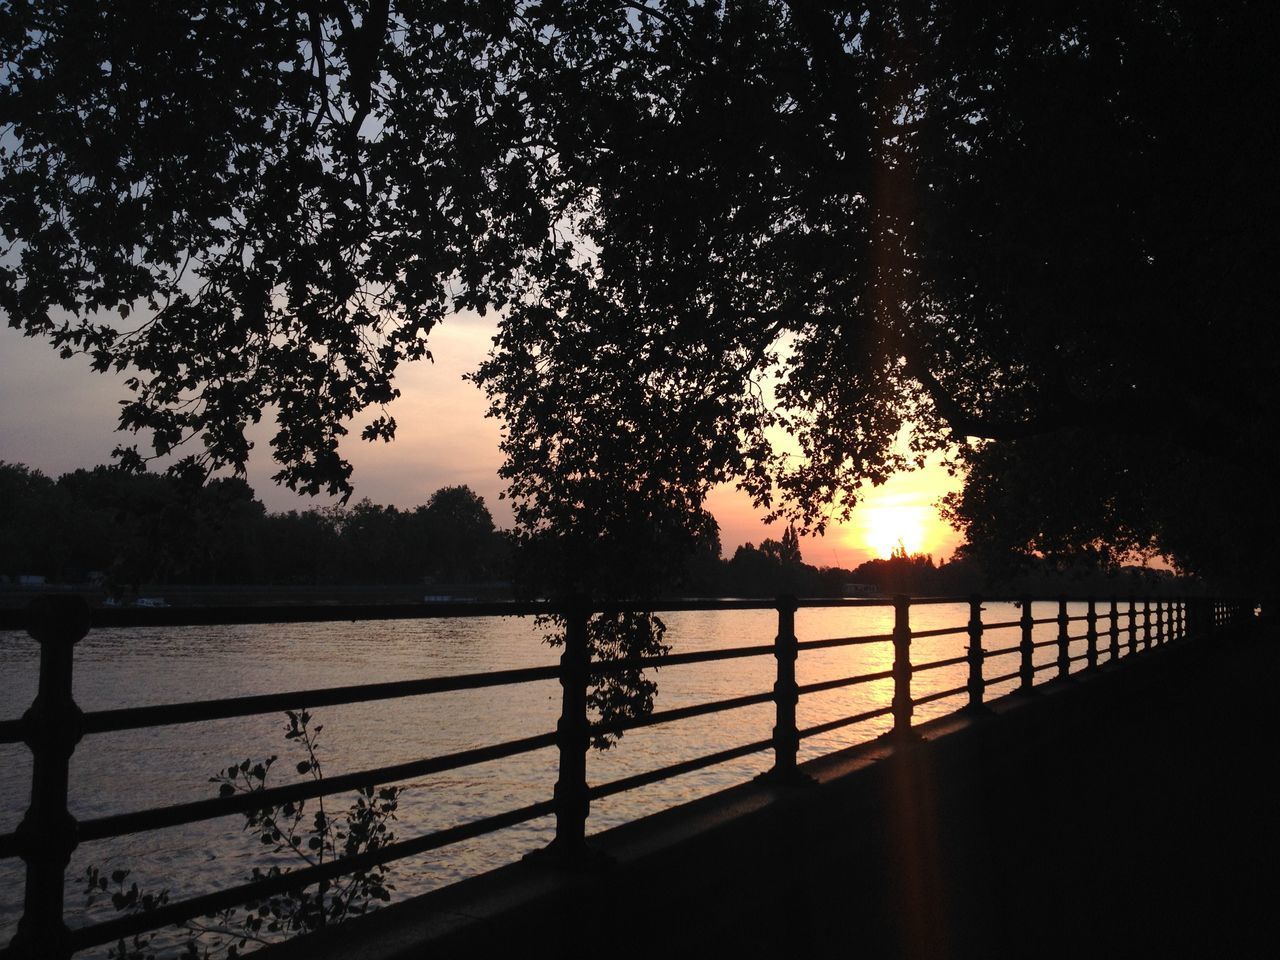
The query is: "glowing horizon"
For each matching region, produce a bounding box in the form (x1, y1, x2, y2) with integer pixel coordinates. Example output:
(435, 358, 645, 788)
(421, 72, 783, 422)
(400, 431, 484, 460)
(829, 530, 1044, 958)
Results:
(0, 318, 966, 570)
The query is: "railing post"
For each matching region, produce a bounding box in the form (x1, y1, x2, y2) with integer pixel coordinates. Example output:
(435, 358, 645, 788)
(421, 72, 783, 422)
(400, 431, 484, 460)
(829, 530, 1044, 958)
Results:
(1019, 597, 1035, 691)
(548, 597, 591, 862)
(966, 594, 986, 712)
(1127, 598, 1138, 656)
(891, 595, 916, 738)
(1143, 599, 1152, 651)
(770, 594, 805, 781)
(1056, 596, 1071, 678)
(1108, 597, 1120, 662)
(1085, 598, 1099, 670)
(1156, 600, 1166, 646)
(10, 596, 90, 960)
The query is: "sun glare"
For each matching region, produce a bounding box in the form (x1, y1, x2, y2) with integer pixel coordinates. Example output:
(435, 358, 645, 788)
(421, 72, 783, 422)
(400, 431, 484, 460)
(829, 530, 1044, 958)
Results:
(859, 504, 931, 559)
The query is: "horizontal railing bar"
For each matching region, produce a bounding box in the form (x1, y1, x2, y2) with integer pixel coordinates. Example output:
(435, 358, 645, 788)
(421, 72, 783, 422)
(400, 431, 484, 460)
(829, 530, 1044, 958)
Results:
(796, 633, 892, 651)
(77, 731, 558, 844)
(912, 654, 969, 673)
(0, 718, 22, 745)
(587, 738, 774, 800)
(0, 597, 810, 632)
(911, 625, 970, 640)
(797, 670, 895, 697)
(804, 594, 1155, 607)
(82, 664, 561, 734)
(983, 644, 1023, 660)
(1031, 617, 1058, 625)
(793, 597, 896, 608)
(981, 619, 1024, 631)
(1068, 654, 1091, 664)
(911, 684, 969, 708)
(589, 643, 774, 675)
(596, 691, 775, 735)
(66, 797, 558, 951)
(1030, 638, 1058, 650)
(605, 599, 796, 613)
(1033, 662, 1057, 674)
(0, 596, 1200, 634)
(798, 704, 894, 739)
(985, 669, 1023, 686)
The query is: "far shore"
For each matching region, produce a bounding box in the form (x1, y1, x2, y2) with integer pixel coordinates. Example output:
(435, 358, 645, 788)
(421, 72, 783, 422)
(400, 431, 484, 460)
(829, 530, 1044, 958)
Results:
(0, 581, 518, 610)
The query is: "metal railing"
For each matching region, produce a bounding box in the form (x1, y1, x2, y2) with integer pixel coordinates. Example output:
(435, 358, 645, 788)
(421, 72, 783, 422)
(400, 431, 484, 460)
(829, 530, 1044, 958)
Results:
(0, 593, 1256, 958)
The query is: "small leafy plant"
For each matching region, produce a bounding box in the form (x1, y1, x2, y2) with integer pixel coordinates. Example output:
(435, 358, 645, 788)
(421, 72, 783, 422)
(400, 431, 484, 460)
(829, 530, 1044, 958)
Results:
(84, 710, 401, 959)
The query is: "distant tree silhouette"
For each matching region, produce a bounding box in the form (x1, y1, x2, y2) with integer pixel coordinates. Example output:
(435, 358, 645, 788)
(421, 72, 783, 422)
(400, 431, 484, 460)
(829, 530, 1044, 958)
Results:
(849, 546, 939, 597)
(0, 463, 508, 589)
(414, 485, 499, 582)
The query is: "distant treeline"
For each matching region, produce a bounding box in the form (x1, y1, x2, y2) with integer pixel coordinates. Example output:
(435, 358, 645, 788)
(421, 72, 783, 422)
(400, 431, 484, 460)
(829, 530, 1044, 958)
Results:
(700, 526, 1184, 599)
(1, 462, 509, 590)
(2, 462, 1186, 598)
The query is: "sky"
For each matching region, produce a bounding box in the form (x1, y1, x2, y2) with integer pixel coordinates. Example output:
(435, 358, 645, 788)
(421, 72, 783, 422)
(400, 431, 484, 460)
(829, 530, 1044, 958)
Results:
(0, 318, 965, 569)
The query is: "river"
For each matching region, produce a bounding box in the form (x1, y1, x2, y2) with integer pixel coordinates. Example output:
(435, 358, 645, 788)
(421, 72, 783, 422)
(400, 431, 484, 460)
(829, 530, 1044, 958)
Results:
(1, 600, 1112, 953)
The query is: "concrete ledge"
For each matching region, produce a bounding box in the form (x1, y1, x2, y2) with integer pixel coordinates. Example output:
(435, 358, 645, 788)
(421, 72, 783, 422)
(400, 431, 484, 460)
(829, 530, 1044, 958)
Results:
(264, 628, 1274, 959)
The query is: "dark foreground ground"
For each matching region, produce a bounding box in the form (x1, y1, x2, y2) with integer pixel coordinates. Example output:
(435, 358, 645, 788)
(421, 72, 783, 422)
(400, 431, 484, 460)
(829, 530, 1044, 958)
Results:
(271, 623, 1275, 960)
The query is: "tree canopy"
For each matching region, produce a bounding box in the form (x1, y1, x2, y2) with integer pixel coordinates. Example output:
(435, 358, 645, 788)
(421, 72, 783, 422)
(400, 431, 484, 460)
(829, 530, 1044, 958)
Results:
(3, 1, 1276, 593)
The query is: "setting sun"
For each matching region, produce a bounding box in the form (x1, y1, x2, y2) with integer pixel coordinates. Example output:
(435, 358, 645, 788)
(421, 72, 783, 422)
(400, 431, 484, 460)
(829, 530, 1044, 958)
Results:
(859, 504, 931, 558)
(835, 454, 967, 563)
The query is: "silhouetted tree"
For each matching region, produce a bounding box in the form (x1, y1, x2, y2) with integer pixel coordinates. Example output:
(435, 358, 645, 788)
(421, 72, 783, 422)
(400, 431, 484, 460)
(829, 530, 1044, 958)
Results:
(5, 4, 1272, 590)
(849, 546, 938, 597)
(259, 509, 342, 586)
(333, 499, 408, 584)
(414, 485, 498, 582)
(0, 462, 84, 579)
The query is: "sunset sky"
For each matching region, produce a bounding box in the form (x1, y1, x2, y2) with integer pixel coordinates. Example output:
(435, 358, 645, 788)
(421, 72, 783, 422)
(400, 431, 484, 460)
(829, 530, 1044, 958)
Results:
(0, 317, 965, 569)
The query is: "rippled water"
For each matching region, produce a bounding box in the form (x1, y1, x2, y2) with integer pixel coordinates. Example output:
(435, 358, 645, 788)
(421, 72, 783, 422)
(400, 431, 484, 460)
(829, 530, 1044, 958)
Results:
(1, 601, 1118, 952)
